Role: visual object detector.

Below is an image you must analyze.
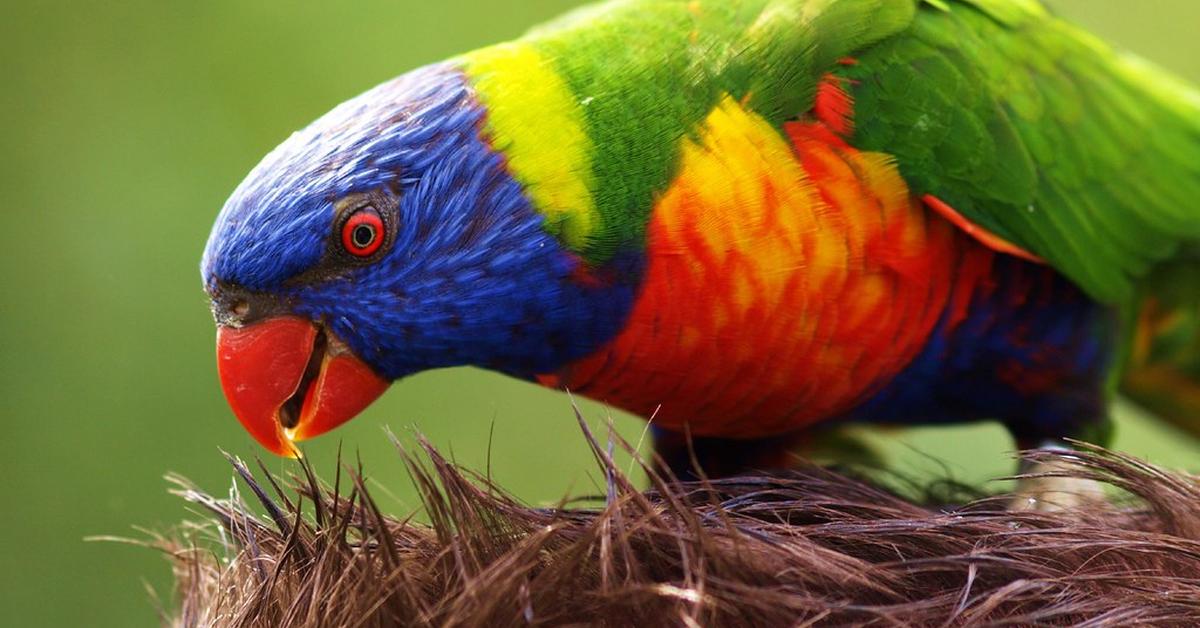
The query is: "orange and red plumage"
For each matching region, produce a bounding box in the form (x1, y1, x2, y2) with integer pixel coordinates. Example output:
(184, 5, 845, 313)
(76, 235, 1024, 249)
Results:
(541, 96, 1001, 437)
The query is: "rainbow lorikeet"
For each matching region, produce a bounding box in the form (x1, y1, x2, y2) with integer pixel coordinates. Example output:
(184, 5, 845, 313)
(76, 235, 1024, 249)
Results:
(203, 0, 1200, 484)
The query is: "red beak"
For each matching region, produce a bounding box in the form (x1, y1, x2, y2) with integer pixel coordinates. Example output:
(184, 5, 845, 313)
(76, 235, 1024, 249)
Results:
(215, 317, 390, 457)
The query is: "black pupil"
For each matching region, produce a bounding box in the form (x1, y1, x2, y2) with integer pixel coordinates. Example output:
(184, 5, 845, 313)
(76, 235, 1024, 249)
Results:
(352, 224, 375, 248)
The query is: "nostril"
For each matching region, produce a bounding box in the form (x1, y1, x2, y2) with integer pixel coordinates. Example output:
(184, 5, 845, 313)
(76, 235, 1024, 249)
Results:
(231, 300, 250, 318)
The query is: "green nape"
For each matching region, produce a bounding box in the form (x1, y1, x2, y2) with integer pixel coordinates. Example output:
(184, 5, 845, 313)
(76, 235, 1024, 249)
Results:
(510, 0, 915, 262)
(842, 0, 1200, 303)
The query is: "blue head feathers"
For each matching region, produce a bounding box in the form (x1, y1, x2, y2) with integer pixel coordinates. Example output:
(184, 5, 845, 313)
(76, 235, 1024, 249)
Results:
(202, 64, 639, 381)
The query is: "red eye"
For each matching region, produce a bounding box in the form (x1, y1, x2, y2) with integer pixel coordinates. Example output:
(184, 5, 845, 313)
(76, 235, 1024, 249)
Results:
(341, 207, 384, 257)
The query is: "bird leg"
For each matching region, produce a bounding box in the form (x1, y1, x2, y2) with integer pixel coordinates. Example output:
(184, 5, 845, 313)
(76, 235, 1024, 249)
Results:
(1008, 442, 1106, 512)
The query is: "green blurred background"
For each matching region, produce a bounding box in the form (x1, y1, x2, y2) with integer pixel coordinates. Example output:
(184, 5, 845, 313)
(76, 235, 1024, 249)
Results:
(2, 1, 1198, 625)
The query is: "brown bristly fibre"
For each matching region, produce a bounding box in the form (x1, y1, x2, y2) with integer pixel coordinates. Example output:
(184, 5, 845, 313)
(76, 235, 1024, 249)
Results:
(151, 415, 1200, 627)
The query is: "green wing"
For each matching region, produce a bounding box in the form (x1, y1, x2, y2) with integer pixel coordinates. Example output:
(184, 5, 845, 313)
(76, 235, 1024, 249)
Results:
(842, 0, 1200, 303)
(504, 0, 1198, 300)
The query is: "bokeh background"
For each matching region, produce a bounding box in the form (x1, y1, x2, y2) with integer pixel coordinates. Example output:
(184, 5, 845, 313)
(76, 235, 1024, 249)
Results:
(3, 1, 1199, 625)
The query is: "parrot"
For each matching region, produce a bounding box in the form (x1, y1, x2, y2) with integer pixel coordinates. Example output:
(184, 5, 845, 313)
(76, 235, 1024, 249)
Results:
(202, 0, 1200, 502)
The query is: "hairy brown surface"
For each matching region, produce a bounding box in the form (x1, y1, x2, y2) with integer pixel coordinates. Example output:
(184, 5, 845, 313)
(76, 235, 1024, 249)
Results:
(152, 419, 1200, 627)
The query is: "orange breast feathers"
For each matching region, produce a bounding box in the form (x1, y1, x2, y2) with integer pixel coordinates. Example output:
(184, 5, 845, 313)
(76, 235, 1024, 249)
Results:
(540, 97, 991, 438)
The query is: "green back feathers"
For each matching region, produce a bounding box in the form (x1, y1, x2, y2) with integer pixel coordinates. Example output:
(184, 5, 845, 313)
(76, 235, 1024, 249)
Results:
(464, 0, 1200, 305)
(845, 0, 1200, 303)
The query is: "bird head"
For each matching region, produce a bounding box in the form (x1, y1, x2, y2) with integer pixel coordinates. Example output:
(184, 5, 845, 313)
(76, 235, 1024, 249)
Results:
(202, 63, 638, 456)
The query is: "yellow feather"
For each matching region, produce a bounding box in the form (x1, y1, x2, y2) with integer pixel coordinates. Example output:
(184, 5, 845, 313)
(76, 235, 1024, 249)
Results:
(462, 44, 597, 249)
